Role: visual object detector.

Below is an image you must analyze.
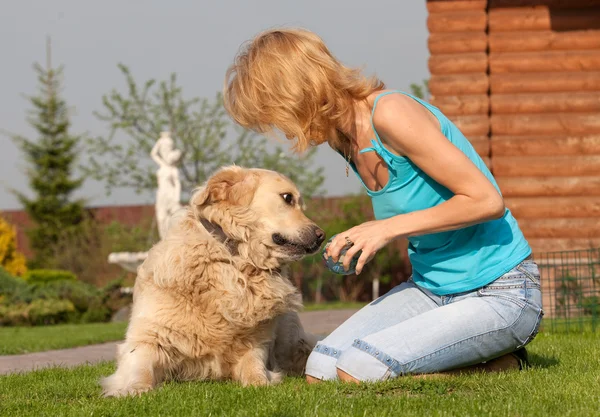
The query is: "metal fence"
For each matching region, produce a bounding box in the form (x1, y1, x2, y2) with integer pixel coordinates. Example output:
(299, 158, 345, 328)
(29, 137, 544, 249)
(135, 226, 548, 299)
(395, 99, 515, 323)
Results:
(536, 248, 600, 333)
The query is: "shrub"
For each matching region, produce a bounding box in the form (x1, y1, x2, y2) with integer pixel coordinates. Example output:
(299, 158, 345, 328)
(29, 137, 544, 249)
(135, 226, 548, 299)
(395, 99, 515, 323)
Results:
(0, 274, 128, 326)
(80, 299, 112, 323)
(0, 299, 76, 326)
(0, 267, 27, 298)
(581, 296, 600, 316)
(0, 215, 27, 276)
(23, 269, 77, 285)
(7, 279, 100, 310)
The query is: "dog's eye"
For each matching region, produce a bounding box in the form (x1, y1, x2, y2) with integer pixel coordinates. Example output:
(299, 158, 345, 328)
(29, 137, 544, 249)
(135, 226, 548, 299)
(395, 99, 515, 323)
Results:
(281, 193, 294, 205)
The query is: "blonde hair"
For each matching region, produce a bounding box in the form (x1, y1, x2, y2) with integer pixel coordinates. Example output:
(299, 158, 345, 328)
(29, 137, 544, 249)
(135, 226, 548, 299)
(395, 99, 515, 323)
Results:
(223, 28, 385, 153)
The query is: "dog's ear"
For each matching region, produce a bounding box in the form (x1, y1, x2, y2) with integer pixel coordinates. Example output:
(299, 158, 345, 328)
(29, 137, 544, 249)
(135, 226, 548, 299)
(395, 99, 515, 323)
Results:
(192, 166, 257, 208)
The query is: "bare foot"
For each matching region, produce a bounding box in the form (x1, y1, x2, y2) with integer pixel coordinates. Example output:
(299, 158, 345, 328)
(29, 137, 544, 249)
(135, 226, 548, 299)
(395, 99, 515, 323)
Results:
(337, 369, 360, 384)
(306, 375, 322, 384)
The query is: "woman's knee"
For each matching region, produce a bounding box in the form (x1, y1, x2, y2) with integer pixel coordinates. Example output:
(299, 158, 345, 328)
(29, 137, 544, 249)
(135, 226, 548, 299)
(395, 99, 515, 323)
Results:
(334, 341, 395, 383)
(304, 347, 340, 381)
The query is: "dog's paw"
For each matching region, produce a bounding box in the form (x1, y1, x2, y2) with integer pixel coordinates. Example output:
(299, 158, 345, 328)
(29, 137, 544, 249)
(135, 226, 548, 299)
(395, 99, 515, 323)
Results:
(240, 370, 283, 387)
(102, 384, 153, 398)
(101, 375, 153, 398)
(267, 370, 284, 385)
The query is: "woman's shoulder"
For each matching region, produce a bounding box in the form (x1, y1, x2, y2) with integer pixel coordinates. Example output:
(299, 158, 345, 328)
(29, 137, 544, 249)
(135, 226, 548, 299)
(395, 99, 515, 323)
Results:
(369, 91, 419, 128)
(370, 90, 437, 133)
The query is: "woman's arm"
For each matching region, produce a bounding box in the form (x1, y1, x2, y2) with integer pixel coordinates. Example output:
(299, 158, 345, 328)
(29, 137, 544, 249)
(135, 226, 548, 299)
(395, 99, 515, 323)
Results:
(374, 94, 505, 237)
(329, 94, 505, 274)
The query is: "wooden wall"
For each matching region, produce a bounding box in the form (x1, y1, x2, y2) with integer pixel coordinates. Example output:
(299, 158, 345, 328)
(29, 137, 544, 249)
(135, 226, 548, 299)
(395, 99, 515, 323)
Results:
(427, 0, 492, 168)
(427, 0, 600, 254)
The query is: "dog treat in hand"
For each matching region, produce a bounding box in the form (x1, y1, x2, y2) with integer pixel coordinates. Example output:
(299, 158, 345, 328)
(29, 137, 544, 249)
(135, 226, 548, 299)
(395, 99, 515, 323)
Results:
(322, 234, 361, 275)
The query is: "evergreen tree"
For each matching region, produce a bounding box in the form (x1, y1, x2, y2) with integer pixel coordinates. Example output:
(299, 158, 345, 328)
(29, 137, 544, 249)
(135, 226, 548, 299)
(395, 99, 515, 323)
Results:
(10, 38, 85, 267)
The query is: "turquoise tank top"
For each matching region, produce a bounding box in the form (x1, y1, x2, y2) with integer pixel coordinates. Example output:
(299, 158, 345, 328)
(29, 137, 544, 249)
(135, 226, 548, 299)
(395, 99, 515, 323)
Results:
(349, 91, 531, 296)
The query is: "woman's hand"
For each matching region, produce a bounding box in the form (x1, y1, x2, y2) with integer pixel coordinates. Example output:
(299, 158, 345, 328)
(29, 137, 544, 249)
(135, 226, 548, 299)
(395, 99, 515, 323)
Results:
(326, 219, 395, 275)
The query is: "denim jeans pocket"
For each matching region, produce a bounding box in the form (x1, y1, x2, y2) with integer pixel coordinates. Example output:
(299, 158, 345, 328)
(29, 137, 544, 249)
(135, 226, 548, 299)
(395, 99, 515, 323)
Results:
(517, 260, 541, 287)
(477, 265, 536, 309)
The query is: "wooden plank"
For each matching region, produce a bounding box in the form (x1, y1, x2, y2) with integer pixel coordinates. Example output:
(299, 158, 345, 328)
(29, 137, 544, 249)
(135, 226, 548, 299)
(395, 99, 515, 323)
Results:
(427, 1, 487, 13)
(489, 0, 600, 9)
(430, 73, 489, 95)
(491, 135, 600, 156)
(429, 53, 488, 74)
(519, 218, 600, 238)
(430, 95, 489, 115)
(491, 93, 600, 114)
(497, 176, 600, 197)
(493, 155, 600, 176)
(488, 7, 600, 32)
(527, 238, 600, 254)
(491, 72, 600, 94)
(491, 114, 600, 136)
(428, 32, 488, 54)
(506, 196, 600, 218)
(490, 51, 600, 74)
(489, 31, 600, 53)
(469, 136, 491, 156)
(449, 114, 490, 135)
(428, 11, 487, 33)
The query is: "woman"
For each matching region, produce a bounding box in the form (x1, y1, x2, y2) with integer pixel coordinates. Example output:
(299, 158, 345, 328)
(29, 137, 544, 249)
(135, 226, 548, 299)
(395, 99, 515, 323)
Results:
(223, 28, 543, 383)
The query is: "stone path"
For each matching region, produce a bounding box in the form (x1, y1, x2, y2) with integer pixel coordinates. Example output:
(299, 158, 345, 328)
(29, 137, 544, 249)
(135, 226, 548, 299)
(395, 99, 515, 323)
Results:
(0, 309, 358, 376)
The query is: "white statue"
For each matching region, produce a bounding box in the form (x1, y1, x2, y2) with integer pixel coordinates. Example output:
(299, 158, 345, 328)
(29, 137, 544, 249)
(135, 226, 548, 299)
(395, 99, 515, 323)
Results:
(108, 131, 183, 273)
(151, 131, 183, 240)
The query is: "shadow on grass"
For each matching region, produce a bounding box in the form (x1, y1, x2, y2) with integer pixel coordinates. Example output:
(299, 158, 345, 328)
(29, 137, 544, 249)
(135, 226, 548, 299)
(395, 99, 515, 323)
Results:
(528, 352, 560, 369)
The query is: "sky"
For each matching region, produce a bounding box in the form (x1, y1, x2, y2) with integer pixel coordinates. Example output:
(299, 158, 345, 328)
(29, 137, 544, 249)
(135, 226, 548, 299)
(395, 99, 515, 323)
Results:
(0, 0, 429, 210)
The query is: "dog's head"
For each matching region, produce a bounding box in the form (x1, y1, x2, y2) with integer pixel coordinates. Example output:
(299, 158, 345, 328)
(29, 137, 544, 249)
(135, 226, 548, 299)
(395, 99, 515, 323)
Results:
(191, 166, 325, 264)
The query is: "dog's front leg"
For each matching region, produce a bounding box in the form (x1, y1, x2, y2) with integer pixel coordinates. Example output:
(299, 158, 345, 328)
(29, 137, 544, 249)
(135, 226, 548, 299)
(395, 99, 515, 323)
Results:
(232, 344, 283, 386)
(101, 342, 165, 397)
(269, 312, 318, 376)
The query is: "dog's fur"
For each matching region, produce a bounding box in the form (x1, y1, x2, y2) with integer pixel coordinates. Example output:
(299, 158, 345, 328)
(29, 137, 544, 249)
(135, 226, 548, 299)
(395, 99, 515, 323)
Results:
(101, 166, 325, 397)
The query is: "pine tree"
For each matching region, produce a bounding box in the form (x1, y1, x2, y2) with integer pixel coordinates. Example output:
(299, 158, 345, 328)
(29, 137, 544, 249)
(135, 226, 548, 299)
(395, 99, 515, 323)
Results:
(11, 38, 85, 267)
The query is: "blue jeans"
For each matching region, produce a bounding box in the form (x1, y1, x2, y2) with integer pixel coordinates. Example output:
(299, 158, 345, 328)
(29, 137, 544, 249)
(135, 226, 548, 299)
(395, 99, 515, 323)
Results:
(305, 259, 544, 381)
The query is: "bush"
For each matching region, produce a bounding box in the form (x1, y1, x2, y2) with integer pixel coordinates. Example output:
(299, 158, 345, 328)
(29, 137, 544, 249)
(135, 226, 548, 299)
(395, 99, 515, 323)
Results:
(0, 267, 27, 297)
(0, 299, 76, 326)
(581, 296, 600, 316)
(80, 299, 112, 323)
(8, 279, 101, 310)
(0, 275, 130, 326)
(0, 215, 27, 276)
(23, 269, 77, 285)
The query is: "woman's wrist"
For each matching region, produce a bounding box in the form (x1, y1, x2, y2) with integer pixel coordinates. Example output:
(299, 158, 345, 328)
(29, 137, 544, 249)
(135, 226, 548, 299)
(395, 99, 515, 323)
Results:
(381, 217, 405, 242)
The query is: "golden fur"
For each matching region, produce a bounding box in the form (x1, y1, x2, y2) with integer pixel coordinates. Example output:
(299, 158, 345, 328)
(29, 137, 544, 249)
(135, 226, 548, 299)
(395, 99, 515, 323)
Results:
(223, 27, 385, 153)
(101, 166, 325, 397)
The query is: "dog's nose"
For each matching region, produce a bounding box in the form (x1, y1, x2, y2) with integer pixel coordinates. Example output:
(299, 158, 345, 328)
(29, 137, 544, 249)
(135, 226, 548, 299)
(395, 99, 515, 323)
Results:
(314, 227, 326, 243)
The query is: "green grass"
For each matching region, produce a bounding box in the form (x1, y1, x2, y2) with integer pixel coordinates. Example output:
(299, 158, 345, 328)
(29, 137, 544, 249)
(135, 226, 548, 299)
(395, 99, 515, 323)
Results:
(1, 331, 599, 417)
(302, 301, 367, 312)
(0, 322, 128, 355)
(0, 303, 361, 356)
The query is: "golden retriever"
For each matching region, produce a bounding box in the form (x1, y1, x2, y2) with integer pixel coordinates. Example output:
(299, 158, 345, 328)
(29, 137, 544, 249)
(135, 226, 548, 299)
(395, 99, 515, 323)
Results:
(101, 166, 325, 397)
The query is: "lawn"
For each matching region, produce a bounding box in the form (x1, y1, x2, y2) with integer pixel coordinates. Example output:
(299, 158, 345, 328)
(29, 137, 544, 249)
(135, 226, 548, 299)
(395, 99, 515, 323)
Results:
(0, 303, 364, 355)
(303, 301, 367, 312)
(0, 322, 128, 355)
(0, 330, 599, 417)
